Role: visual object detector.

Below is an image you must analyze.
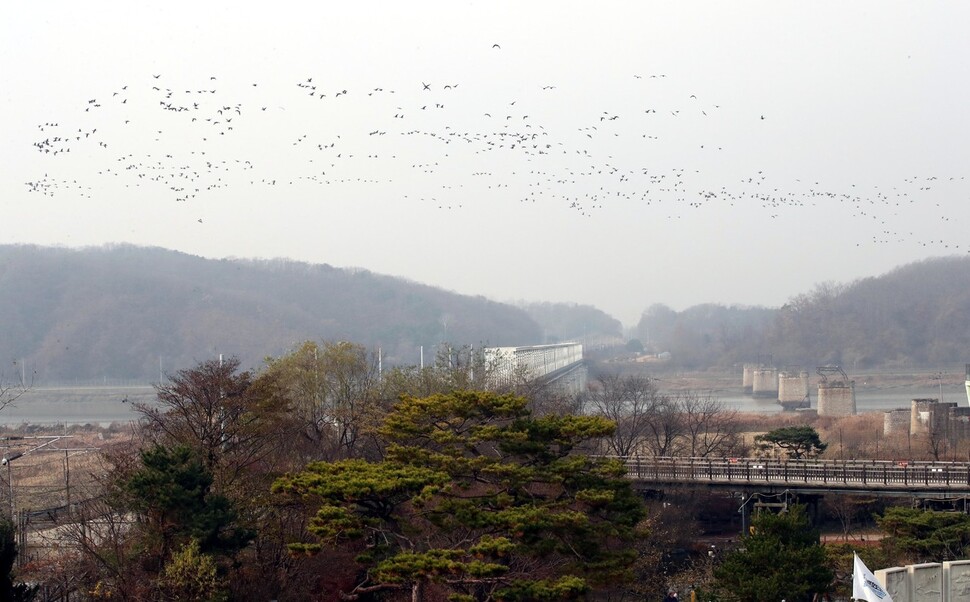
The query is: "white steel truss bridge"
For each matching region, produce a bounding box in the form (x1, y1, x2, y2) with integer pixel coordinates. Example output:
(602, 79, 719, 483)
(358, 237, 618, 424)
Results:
(484, 342, 586, 394)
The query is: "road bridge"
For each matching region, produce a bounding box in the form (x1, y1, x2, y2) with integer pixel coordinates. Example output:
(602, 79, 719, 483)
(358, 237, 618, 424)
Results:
(615, 456, 970, 499)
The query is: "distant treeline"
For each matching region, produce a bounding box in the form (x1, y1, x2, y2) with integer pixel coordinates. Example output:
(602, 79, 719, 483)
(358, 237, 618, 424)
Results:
(636, 256, 970, 370)
(0, 244, 620, 382)
(3, 245, 963, 382)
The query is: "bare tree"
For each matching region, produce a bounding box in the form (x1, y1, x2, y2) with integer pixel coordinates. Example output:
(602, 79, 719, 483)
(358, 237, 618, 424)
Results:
(925, 424, 949, 461)
(67, 496, 148, 600)
(642, 394, 685, 457)
(0, 368, 32, 415)
(824, 494, 875, 541)
(586, 373, 662, 456)
(59, 437, 148, 601)
(135, 356, 290, 489)
(585, 376, 740, 459)
(679, 391, 742, 457)
(318, 341, 382, 458)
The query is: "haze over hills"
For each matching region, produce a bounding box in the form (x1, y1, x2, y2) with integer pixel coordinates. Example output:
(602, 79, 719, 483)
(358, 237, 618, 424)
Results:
(637, 256, 970, 371)
(1, 245, 967, 384)
(0, 244, 591, 383)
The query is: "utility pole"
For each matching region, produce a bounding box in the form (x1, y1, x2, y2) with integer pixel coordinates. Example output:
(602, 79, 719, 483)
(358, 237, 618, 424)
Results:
(739, 494, 747, 537)
(64, 449, 70, 509)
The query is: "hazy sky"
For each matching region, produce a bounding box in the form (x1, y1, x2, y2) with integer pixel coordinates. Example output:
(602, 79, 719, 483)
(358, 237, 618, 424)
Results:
(4, 2, 969, 326)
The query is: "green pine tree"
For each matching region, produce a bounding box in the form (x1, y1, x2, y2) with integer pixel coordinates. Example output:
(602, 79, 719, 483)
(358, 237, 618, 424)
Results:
(713, 505, 833, 602)
(273, 390, 645, 601)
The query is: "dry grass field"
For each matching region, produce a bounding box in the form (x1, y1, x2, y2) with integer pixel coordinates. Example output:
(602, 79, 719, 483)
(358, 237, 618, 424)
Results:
(0, 425, 138, 514)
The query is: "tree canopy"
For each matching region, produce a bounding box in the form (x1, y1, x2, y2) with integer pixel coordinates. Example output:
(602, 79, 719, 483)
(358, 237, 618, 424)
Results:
(273, 389, 645, 601)
(0, 517, 33, 601)
(713, 505, 833, 602)
(123, 445, 254, 562)
(136, 356, 292, 491)
(876, 507, 970, 563)
(754, 426, 827, 459)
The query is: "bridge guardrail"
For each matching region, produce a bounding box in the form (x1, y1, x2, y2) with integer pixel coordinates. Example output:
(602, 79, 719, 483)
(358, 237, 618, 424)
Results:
(610, 456, 970, 490)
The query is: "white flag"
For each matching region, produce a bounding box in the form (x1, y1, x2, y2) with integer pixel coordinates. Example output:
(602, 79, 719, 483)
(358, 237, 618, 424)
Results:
(853, 553, 893, 602)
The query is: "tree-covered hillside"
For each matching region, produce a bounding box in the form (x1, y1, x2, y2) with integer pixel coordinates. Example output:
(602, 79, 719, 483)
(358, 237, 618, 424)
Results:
(637, 256, 970, 370)
(768, 256, 970, 369)
(519, 301, 623, 346)
(0, 245, 548, 382)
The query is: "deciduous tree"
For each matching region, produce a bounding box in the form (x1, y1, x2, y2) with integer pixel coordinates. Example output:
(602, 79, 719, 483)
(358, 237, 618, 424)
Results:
(586, 373, 662, 457)
(679, 391, 742, 458)
(260, 341, 383, 462)
(136, 357, 290, 490)
(642, 394, 685, 457)
(158, 539, 226, 602)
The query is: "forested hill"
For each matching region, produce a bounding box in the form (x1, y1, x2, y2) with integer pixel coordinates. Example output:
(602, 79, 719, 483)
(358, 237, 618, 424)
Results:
(768, 256, 970, 369)
(637, 256, 970, 370)
(519, 301, 623, 345)
(0, 245, 558, 383)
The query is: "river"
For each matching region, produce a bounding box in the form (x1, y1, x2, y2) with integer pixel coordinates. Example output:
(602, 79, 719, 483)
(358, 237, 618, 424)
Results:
(0, 385, 155, 426)
(0, 381, 966, 426)
(682, 383, 968, 414)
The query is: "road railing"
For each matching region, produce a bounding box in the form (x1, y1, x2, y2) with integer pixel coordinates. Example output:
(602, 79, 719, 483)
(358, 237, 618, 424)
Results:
(610, 456, 970, 491)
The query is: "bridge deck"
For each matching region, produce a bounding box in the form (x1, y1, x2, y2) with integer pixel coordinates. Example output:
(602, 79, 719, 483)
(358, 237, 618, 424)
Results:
(617, 457, 970, 495)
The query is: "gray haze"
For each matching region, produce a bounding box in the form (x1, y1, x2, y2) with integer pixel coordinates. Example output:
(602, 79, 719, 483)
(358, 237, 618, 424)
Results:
(4, 2, 969, 326)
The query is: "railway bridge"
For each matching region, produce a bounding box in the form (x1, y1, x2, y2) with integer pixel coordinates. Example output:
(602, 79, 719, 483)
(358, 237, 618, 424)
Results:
(485, 342, 586, 396)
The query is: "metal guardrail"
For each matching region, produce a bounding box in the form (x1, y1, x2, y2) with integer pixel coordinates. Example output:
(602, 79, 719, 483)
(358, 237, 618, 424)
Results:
(613, 457, 970, 492)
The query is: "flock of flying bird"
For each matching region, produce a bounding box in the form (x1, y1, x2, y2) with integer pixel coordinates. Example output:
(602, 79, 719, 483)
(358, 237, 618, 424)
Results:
(23, 49, 967, 252)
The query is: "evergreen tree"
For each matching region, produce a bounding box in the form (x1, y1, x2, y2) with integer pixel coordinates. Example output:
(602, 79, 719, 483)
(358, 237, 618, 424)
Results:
(754, 426, 827, 459)
(273, 390, 645, 601)
(0, 517, 35, 601)
(876, 506, 970, 562)
(713, 505, 832, 602)
(124, 445, 254, 564)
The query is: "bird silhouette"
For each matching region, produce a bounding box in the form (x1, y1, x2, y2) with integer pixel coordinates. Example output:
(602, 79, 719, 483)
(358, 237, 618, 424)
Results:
(20, 66, 964, 256)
